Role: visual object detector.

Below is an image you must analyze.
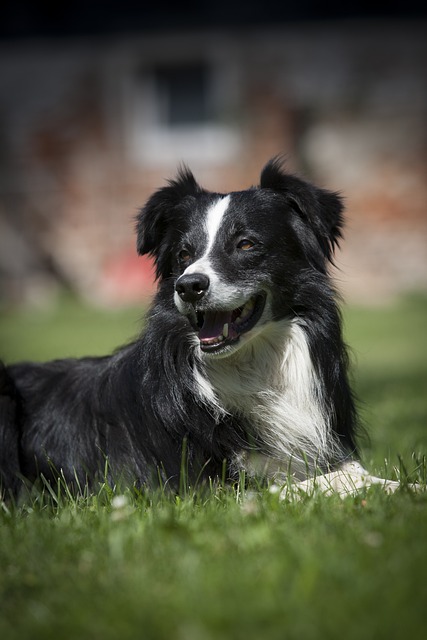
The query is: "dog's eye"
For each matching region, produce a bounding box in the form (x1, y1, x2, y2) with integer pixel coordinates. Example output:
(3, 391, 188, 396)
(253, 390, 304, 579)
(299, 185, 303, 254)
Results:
(237, 239, 255, 251)
(178, 249, 192, 263)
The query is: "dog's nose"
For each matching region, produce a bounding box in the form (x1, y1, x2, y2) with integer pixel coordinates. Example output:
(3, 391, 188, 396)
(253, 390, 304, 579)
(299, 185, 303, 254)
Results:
(175, 273, 210, 303)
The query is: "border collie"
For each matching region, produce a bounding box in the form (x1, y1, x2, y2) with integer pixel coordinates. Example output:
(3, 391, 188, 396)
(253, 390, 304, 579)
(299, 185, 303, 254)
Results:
(0, 158, 400, 499)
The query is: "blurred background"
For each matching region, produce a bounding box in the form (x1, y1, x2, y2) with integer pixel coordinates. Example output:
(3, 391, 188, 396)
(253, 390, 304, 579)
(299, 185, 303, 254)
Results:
(0, 2, 426, 473)
(0, 2, 426, 308)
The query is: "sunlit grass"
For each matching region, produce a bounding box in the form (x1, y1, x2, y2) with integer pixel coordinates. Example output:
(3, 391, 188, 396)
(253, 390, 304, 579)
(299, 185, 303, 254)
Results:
(0, 293, 426, 639)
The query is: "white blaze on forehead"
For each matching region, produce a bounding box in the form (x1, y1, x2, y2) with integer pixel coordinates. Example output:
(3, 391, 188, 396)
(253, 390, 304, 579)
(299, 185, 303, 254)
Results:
(204, 195, 231, 257)
(184, 194, 230, 276)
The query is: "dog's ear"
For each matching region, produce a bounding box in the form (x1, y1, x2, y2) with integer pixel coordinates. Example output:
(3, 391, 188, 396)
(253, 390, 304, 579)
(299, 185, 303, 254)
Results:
(260, 157, 344, 262)
(136, 166, 202, 279)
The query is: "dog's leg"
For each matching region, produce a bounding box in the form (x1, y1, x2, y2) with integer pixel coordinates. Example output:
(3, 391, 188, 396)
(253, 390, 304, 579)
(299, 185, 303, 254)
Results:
(278, 461, 407, 500)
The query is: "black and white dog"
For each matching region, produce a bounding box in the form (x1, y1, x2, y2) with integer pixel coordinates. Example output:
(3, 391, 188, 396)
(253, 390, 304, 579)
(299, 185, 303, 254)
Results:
(0, 158, 399, 498)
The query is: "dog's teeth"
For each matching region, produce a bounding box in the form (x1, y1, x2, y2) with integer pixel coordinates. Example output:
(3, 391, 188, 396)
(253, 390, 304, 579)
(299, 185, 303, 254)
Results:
(222, 323, 229, 338)
(240, 299, 254, 320)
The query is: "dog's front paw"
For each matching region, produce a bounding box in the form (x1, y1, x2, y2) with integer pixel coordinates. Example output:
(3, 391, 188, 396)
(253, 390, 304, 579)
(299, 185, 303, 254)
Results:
(277, 461, 407, 500)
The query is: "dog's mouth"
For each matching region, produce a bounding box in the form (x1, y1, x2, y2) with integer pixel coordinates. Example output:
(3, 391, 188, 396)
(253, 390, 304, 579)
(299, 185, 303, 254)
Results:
(195, 292, 267, 354)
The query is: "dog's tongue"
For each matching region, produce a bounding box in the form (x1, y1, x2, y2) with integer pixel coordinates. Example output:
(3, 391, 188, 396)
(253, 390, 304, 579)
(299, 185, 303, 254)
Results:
(198, 310, 232, 341)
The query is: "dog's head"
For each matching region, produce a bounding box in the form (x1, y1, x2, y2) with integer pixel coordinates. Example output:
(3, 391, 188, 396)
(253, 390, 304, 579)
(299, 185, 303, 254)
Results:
(136, 158, 344, 357)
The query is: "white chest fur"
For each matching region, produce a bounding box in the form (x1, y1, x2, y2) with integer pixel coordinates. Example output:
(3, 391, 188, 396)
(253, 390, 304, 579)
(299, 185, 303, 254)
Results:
(195, 320, 339, 477)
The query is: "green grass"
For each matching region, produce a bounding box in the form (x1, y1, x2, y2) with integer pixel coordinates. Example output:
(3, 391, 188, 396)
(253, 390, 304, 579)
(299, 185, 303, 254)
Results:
(0, 293, 144, 362)
(344, 294, 427, 471)
(1, 294, 427, 640)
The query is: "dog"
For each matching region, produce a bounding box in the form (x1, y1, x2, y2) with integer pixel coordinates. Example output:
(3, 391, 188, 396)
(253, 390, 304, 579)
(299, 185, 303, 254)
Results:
(0, 158, 400, 499)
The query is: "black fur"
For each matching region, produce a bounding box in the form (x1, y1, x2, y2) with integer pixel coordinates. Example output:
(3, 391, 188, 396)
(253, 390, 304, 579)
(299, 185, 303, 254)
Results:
(0, 159, 358, 498)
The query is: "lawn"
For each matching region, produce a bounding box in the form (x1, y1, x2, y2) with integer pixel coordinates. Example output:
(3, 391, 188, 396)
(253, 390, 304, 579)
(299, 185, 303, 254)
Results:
(0, 294, 426, 640)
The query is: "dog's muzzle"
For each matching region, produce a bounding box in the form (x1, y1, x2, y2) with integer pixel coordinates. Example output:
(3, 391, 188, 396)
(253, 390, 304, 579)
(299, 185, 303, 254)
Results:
(175, 273, 267, 354)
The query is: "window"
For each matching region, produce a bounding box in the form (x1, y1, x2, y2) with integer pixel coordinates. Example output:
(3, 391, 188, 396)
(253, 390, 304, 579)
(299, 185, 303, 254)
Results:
(154, 63, 211, 126)
(127, 57, 241, 166)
